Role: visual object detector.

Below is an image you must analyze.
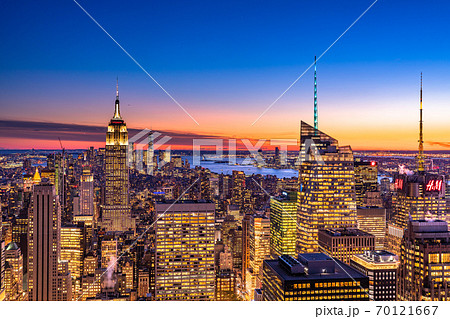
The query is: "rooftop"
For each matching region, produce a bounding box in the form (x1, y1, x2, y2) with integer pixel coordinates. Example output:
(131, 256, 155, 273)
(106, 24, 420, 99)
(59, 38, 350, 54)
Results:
(354, 250, 399, 264)
(319, 228, 373, 237)
(264, 253, 366, 282)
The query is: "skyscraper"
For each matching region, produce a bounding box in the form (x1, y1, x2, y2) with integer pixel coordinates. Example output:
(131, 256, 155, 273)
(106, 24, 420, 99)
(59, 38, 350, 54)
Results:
(262, 254, 369, 301)
(231, 171, 245, 210)
(146, 131, 156, 175)
(60, 224, 84, 299)
(247, 214, 270, 296)
(354, 160, 379, 207)
(391, 172, 446, 229)
(391, 79, 446, 227)
(79, 165, 94, 217)
(102, 82, 134, 232)
(28, 183, 72, 301)
(350, 250, 399, 301)
(270, 191, 297, 257)
(154, 201, 215, 300)
(397, 218, 450, 301)
(356, 207, 386, 250)
(297, 122, 358, 253)
(4, 242, 24, 300)
(317, 228, 375, 265)
(386, 75, 446, 254)
(0, 215, 4, 301)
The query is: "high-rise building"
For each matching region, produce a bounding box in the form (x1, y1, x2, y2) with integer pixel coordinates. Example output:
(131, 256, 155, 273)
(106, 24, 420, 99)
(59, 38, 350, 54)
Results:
(387, 74, 447, 256)
(121, 259, 134, 291)
(138, 269, 149, 298)
(230, 226, 243, 272)
(102, 83, 134, 232)
(215, 270, 236, 301)
(384, 223, 404, 256)
(318, 229, 375, 265)
(4, 242, 24, 300)
(200, 169, 211, 201)
(83, 252, 97, 276)
(80, 268, 103, 300)
(60, 224, 84, 299)
(356, 207, 386, 250)
(297, 122, 358, 253)
(101, 237, 118, 269)
(219, 246, 233, 271)
(154, 201, 215, 300)
(262, 253, 369, 301)
(397, 218, 450, 301)
(354, 160, 378, 207)
(79, 165, 94, 217)
(231, 171, 245, 210)
(241, 214, 251, 285)
(350, 250, 399, 301)
(270, 191, 297, 257)
(391, 172, 446, 229)
(0, 226, 4, 301)
(11, 214, 28, 272)
(146, 131, 156, 175)
(397, 74, 446, 228)
(247, 214, 271, 296)
(28, 183, 72, 300)
(380, 177, 391, 194)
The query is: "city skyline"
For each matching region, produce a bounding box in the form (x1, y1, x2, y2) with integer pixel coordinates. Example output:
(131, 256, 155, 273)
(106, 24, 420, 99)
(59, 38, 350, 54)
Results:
(1, 1, 450, 151)
(1, 0, 450, 307)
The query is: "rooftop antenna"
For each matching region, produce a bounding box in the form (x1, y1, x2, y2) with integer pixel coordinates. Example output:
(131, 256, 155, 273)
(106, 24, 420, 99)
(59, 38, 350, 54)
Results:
(417, 73, 425, 172)
(314, 56, 318, 135)
(113, 77, 121, 119)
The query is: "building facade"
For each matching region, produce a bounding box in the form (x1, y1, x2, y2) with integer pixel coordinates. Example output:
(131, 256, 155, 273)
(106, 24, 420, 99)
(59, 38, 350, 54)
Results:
(356, 207, 386, 250)
(350, 250, 399, 301)
(79, 165, 94, 217)
(392, 172, 446, 229)
(102, 85, 134, 232)
(154, 201, 215, 300)
(262, 253, 369, 301)
(247, 214, 271, 296)
(270, 191, 297, 257)
(28, 183, 72, 301)
(397, 219, 450, 301)
(354, 160, 379, 207)
(318, 228, 375, 265)
(297, 122, 358, 253)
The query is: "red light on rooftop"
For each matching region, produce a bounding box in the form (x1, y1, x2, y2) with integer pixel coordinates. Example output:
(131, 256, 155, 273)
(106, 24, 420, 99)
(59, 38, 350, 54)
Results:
(370, 161, 376, 166)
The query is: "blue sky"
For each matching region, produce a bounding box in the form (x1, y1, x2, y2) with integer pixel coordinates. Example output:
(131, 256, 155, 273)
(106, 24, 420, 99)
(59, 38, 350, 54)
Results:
(0, 0, 449, 149)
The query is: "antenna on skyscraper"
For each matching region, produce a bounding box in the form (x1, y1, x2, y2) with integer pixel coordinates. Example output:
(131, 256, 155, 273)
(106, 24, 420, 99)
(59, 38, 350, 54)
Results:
(314, 56, 318, 136)
(417, 73, 425, 172)
(116, 76, 119, 99)
(114, 78, 121, 119)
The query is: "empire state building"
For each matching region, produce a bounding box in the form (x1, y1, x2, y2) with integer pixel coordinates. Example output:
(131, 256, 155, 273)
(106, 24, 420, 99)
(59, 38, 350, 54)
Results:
(102, 82, 134, 232)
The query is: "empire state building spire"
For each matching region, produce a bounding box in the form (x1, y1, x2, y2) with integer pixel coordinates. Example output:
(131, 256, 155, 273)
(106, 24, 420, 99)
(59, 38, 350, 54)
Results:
(113, 77, 121, 119)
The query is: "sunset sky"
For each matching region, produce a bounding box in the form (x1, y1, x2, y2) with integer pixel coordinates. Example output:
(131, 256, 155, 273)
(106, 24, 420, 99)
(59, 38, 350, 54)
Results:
(1, 0, 449, 150)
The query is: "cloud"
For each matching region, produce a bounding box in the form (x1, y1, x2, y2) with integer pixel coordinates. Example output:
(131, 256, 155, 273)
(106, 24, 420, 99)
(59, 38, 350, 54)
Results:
(0, 119, 264, 149)
(426, 141, 450, 148)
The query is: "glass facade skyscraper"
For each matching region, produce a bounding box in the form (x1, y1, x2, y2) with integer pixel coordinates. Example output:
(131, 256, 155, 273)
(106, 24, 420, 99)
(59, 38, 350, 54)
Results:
(270, 191, 297, 257)
(297, 122, 358, 253)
